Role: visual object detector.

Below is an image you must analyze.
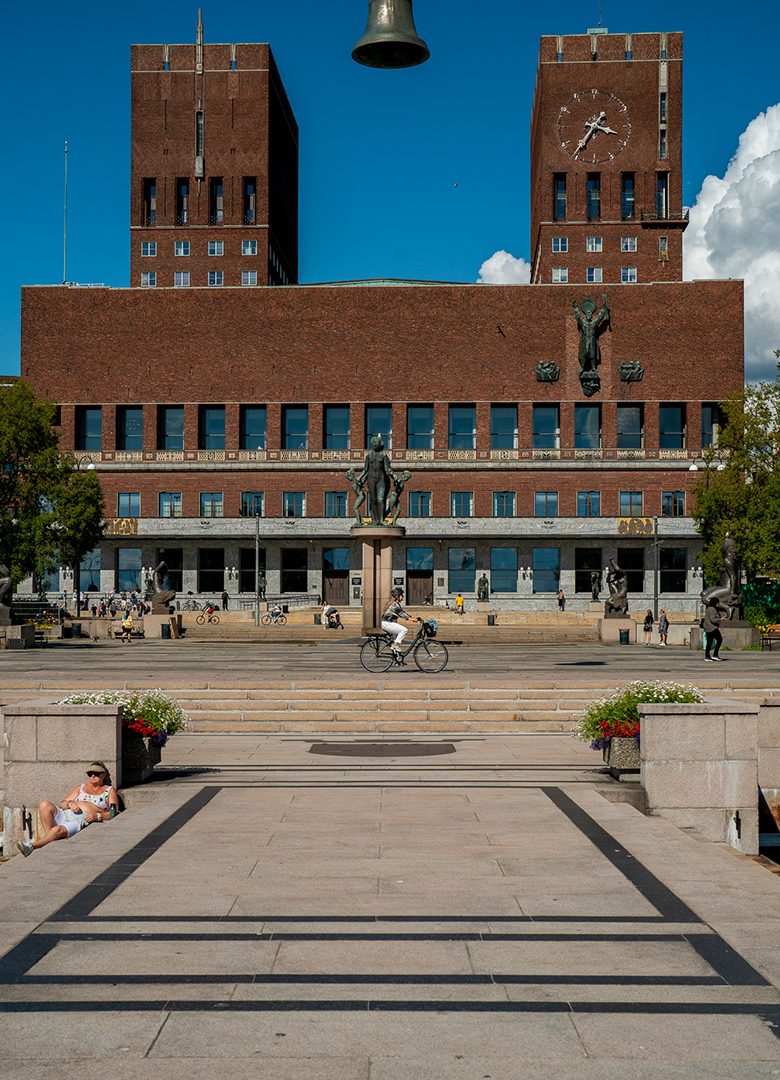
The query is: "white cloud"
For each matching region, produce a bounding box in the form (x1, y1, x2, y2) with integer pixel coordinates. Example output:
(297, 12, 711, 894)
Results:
(476, 250, 531, 285)
(685, 103, 780, 382)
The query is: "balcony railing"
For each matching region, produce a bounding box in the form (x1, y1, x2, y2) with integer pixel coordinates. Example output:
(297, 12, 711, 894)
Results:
(640, 210, 689, 223)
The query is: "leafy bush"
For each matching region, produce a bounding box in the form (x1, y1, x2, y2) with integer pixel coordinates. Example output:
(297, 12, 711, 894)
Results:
(58, 689, 188, 747)
(577, 681, 703, 751)
(744, 603, 770, 631)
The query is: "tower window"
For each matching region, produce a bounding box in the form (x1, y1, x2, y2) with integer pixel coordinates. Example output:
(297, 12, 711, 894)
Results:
(586, 174, 600, 221)
(621, 267, 637, 283)
(586, 267, 602, 284)
(659, 236, 669, 258)
(552, 236, 568, 253)
(209, 177, 224, 225)
(586, 236, 602, 253)
(553, 174, 567, 221)
(176, 178, 189, 226)
(657, 173, 669, 219)
(659, 92, 667, 124)
(621, 173, 635, 220)
(142, 179, 156, 226)
(659, 129, 667, 159)
(620, 236, 637, 252)
(551, 267, 568, 284)
(195, 111, 204, 157)
(243, 177, 256, 224)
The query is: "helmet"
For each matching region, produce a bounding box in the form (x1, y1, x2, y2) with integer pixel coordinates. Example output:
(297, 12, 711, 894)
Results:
(391, 586, 404, 598)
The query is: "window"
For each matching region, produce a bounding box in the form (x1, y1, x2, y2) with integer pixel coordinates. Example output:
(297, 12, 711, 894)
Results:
(586, 267, 602, 284)
(158, 405, 184, 450)
(198, 405, 225, 450)
(175, 240, 190, 257)
(490, 405, 517, 449)
(660, 547, 687, 593)
(659, 403, 686, 449)
(141, 241, 156, 257)
(586, 173, 601, 221)
(586, 236, 602, 252)
(366, 405, 392, 448)
(621, 266, 637, 283)
(209, 177, 224, 224)
(324, 405, 350, 449)
(241, 270, 257, 286)
(174, 271, 190, 287)
(532, 405, 560, 449)
(116, 548, 142, 592)
(659, 129, 667, 160)
(617, 547, 644, 594)
(553, 173, 567, 220)
(208, 270, 223, 286)
(243, 177, 256, 224)
(448, 405, 476, 450)
(140, 271, 156, 287)
(408, 491, 431, 517)
(621, 172, 635, 220)
(574, 404, 601, 449)
(159, 492, 182, 518)
(240, 406, 266, 451)
(75, 406, 102, 451)
(662, 491, 685, 517)
(325, 491, 347, 517)
(323, 547, 350, 574)
(532, 548, 560, 593)
(117, 492, 140, 518)
(195, 110, 204, 157)
(176, 178, 189, 225)
(208, 240, 224, 256)
(619, 491, 644, 516)
(198, 548, 224, 592)
(281, 548, 307, 593)
(448, 546, 475, 592)
(577, 490, 601, 517)
(552, 236, 568, 253)
(283, 406, 308, 450)
(702, 403, 724, 448)
(659, 92, 667, 124)
(659, 236, 669, 257)
(552, 267, 568, 284)
(493, 491, 515, 517)
(575, 547, 602, 593)
(142, 178, 156, 225)
(283, 491, 306, 518)
(407, 546, 433, 570)
(407, 405, 434, 449)
(116, 406, 143, 451)
(239, 546, 265, 594)
(156, 548, 182, 592)
(450, 491, 473, 517)
(617, 404, 644, 448)
(656, 172, 669, 218)
(240, 492, 264, 517)
(242, 240, 257, 256)
(534, 491, 558, 517)
(199, 492, 223, 518)
(491, 548, 518, 593)
(80, 548, 101, 592)
(621, 236, 637, 252)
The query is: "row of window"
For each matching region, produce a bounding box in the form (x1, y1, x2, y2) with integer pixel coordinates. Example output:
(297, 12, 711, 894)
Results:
(551, 236, 668, 255)
(141, 271, 258, 287)
(141, 240, 258, 257)
(141, 176, 256, 227)
(551, 267, 640, 284)
(553, 172, 670, 222)
(40, 543, 690, 596)
(114, 489, 688, 520)
(75, 403, 725, 453)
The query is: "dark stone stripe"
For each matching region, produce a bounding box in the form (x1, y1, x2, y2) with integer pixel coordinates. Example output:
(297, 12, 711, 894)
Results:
(686, 933, 771, 987)
(47, 931, 687, 943)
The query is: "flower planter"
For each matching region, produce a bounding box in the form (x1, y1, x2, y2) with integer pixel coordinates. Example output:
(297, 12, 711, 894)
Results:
(603, 736, 640, 777)
(121, 729, 162, 784)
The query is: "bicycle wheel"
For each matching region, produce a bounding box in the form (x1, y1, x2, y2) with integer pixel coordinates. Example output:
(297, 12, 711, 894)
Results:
(277, 614, 287, 625)
(260, 614, 271, 626)
(196, 614, 205, 625)
(210, 614, 220, 625)
(360, 637, 395, 673)
(414, 639, 449, 673)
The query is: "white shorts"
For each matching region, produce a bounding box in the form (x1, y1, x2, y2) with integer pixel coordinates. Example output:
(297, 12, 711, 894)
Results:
(381, 620, 407, 646)
(53, 808, 88, 839)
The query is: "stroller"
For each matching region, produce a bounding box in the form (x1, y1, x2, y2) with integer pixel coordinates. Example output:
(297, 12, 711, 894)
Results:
(323, 604, 344, 630)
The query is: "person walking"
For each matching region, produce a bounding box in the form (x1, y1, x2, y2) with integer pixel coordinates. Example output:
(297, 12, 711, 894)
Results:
(557, 590, 566, 612)
(121, 611, 134, 643)
(642, 609, 654, 645)
(703, 594, 729, 661)
(658, 609, 669, 647)
(455, 592, 464, 617)
(221, 590, 229, 611)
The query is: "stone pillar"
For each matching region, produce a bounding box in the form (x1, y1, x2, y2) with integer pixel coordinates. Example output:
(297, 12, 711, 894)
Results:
(354, 525, 404, 634)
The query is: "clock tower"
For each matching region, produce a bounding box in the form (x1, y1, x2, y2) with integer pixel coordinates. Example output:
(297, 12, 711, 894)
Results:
(530, 31, 685, 285)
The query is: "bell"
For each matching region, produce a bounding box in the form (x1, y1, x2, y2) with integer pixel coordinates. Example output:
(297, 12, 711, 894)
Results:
(352, 0, 430, 69)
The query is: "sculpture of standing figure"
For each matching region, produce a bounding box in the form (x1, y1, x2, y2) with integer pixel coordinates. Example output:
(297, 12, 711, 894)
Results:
(604, 558, 628, 617)
(0, 560, 12, 625)
(385, 469, 411, 526)
(590, 570, 602, 602)
(477, 573, 490, 602)
(151, 559, 177, 614)
(363, 435, 393, 525)
(346, 467, 367, 525)
(572, 293, 610, 397)
(701, 533, 742, 622)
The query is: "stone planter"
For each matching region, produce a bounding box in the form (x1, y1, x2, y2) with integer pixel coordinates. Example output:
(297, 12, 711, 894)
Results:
(603, 736, 640, 777)
(121, 730, 162, 784)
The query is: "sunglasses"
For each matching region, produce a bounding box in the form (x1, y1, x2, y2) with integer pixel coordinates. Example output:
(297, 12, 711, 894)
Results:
(86, 771, 105, 778)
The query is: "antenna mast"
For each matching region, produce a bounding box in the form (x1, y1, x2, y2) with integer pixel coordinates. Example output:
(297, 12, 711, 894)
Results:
(62, 140, 69, 284)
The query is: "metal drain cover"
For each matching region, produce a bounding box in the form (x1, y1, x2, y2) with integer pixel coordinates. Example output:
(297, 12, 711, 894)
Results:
(308, 742, 455, 757)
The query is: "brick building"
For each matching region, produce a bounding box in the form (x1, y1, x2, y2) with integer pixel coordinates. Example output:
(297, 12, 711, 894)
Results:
(14, 25, 743, 612)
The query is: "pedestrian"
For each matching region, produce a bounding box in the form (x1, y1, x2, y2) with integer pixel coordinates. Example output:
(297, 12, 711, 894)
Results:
(643, 609, 654, 645)
(557, 590, 566, 612)
(455, 592, 464, 616)
(703, 594, 728, 662)
(221, 590, 229, 611)
(121, 611, 134, 643)
(658, 609, 669, 647)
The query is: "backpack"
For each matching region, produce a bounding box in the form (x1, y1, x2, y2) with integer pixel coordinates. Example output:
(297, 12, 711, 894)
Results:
(425, 618, 438, 638)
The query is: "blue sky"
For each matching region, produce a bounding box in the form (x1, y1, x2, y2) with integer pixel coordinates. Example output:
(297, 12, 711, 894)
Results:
(1, 0, 778, 376)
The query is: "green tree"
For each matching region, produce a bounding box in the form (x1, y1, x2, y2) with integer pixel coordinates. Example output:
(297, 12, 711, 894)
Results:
(0, 380, 104, 602)
(692, 374, 780, 584)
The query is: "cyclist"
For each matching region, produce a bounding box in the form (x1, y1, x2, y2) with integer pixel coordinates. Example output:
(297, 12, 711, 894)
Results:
(271, 603, 283, 623)
(381, 586, 411, 658)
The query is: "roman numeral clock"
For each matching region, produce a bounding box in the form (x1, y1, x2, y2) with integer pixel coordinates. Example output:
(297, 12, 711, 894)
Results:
(557, 89, 631, 163)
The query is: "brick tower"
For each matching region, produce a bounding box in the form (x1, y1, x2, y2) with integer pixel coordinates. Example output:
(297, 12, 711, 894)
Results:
(130, 11, 298, 289)
(530, 30, 686, 286)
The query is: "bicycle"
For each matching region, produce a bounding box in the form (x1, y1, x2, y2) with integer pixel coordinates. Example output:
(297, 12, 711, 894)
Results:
(195, 609, 220, 625)
(183, 599, 202, 611)
(261, 611, 287, 626)
(360, 617, 448, 673)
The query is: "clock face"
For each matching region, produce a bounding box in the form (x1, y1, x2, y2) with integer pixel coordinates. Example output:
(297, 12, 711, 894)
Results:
(557, 89, 631, 164)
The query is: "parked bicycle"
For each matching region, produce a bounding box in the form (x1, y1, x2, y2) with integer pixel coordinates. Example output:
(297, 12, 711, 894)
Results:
(360, 617, 448, 673)
(183, 599, 202, 611)
(195, 606, 220, 625)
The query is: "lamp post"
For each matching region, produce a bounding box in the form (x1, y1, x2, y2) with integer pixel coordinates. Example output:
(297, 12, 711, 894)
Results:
(255, 512, 261, 627)
(72, 455, 96, 618)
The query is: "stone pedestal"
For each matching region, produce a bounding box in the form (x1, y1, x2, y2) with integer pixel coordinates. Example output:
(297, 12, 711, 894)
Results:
(476, 601, 491, 613)
(588, 601, 603, 613)
(3, 624, 35, 649)
(352, 525, 405, 635)
(599, 618, 634, 643)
